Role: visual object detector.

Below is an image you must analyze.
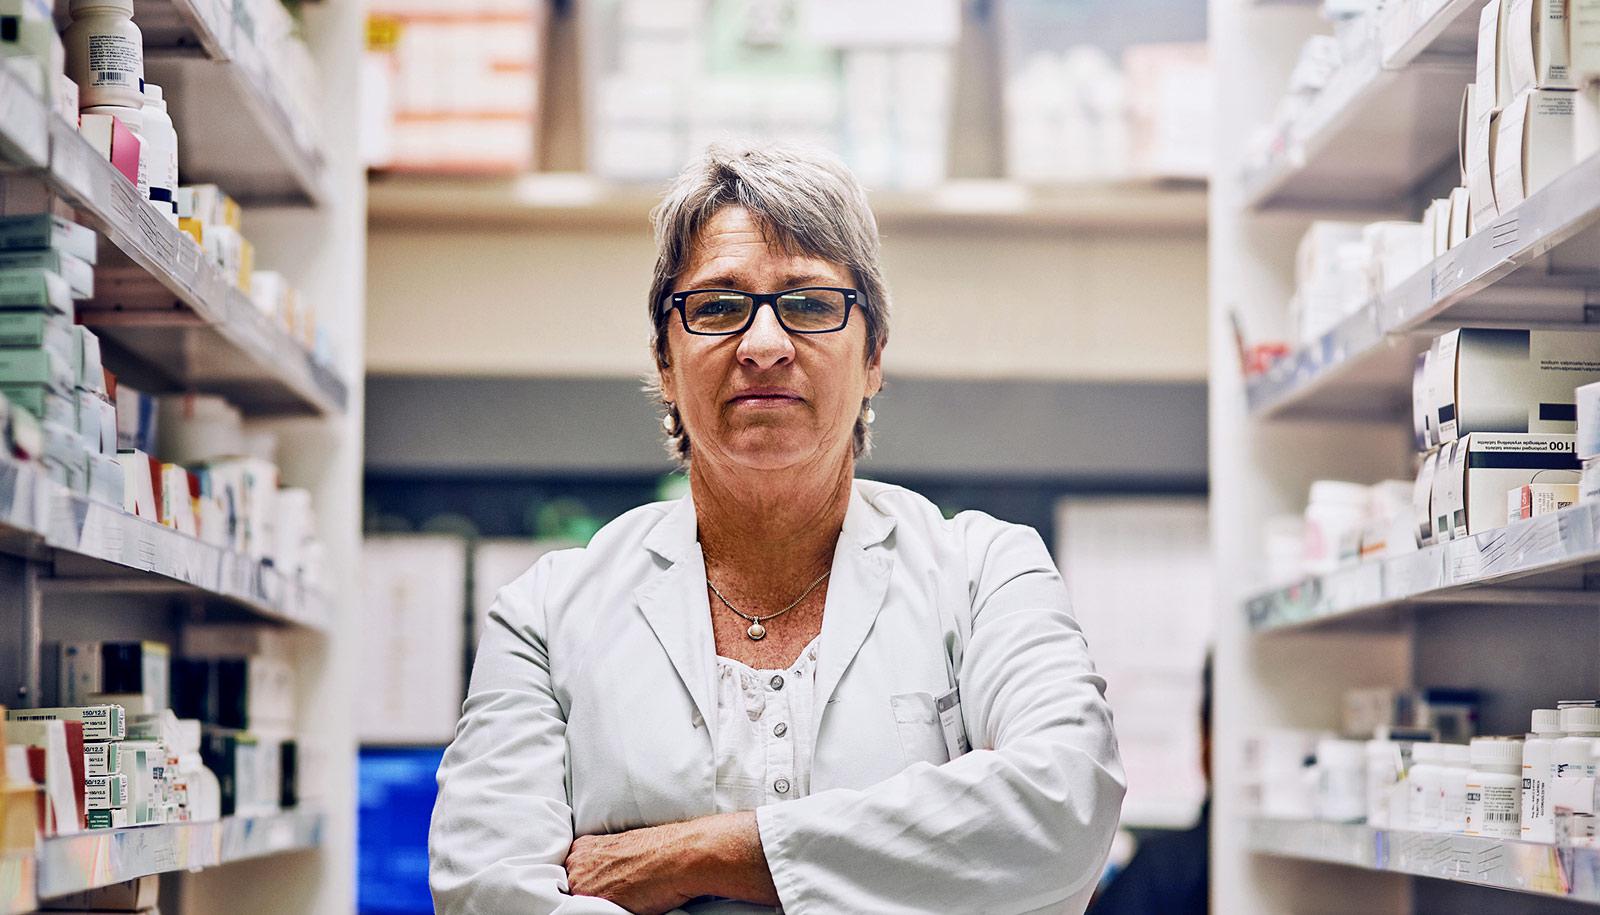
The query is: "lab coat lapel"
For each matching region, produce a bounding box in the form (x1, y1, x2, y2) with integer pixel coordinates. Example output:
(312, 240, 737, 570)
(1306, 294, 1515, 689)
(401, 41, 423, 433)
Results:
(634, 493, 719, 744)
(812, 485, 896, 737)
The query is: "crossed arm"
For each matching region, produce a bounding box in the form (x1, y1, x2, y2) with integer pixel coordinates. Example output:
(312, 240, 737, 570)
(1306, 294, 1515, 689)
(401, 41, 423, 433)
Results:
(563, 811, 778, 914)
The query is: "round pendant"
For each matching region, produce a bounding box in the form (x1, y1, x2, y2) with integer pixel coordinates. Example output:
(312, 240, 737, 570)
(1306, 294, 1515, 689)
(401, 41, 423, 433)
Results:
(747, 622, 767, 640)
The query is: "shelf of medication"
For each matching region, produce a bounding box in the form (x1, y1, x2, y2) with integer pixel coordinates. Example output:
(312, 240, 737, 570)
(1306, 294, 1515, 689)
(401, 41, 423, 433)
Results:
(0, 454, 329, 631)
(0, 852, 33, 915)
(131, 0, 329, 207)
(365, 173, 1211, 234)
(1, 117, 347, 418)
(1241, 0, 1480, 211)
(1246, 150, 1600, 420)
(1246, 499, 1600, 633)
(33, 809, 322, 899)
(1246, 817, 1598, 901)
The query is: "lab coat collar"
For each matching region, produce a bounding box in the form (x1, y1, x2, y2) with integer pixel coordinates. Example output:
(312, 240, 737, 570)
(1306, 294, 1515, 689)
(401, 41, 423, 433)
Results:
(634, 481, 898, 750)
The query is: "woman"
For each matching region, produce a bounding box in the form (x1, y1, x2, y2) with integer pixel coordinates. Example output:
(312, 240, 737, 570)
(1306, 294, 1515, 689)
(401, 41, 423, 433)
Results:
(429, 143, 1124, 914)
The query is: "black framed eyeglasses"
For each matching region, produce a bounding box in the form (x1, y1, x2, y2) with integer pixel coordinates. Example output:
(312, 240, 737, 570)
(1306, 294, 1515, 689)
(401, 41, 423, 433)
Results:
(664, 286, 859, 336)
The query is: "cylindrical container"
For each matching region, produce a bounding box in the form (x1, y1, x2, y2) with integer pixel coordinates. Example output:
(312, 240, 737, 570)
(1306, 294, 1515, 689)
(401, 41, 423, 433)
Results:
(1365, 739, 1402, 827)
(1316, 738, 1366, 823)
(82, 104, 147, 200)
(1464, 737, 1523, 838)
(65, 0, 144, 109)
(1408, 743, 1442, 831)
(1558, 707, 1600, 840)
(1303, 480, 1368, 574)
(140, 84, 178, 223)
(1523, 709, 1563, 844)
(1439, 743, 1472, 833)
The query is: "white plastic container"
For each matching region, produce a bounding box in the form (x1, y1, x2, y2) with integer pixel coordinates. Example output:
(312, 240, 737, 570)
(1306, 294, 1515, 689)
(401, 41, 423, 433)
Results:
(1316, 738, 1367, 823)
(82, 104, 147, 200)
(1464, 737, 1523, 838)
(1523, 709, 1563, 843)
(140, 84, 179, 224)
(1408, 743, 1443, 831)
(64, 0, 144, 110)
(1303, 480, 1369, 574)
(1439, 743, 1472, 833)
(1557, 706, 1600, 838)
(1365, 739, 1404, 827)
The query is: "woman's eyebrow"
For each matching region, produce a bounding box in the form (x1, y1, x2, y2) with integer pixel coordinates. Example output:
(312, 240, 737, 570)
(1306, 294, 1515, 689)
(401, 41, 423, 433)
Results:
(684, 273, 838, 290)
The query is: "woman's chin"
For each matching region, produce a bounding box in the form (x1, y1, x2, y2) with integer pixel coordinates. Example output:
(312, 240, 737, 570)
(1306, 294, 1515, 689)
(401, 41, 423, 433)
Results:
(709, 432, 830, 472)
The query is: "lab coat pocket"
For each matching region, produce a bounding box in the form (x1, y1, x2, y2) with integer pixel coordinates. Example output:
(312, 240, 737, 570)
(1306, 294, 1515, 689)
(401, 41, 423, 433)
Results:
(890, 691, 950, 766)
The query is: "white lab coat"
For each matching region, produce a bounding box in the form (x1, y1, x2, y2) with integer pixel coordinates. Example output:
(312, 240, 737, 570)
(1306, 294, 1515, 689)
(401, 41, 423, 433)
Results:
(430, 479, 1124, 915)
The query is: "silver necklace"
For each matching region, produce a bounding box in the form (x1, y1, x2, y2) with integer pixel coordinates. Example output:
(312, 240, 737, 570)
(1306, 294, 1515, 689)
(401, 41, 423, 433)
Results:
(708, 570, 831, 641)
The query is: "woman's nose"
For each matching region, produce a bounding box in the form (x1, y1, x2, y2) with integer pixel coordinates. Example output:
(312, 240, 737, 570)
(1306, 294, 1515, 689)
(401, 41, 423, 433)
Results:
(736, 303, 795, 369)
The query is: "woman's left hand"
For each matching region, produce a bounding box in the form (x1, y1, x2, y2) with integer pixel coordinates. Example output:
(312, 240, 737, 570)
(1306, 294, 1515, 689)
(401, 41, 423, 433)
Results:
(566, 825, 695, 915)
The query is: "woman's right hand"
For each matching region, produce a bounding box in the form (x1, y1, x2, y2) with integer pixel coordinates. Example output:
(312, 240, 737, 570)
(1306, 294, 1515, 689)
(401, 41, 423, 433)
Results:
(566, 826, 696, 915)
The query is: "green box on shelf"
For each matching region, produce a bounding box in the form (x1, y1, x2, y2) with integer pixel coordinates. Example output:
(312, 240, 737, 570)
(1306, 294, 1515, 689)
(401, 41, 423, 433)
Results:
(2, 383, 76, 427)
(0, 310, 74, 355)
(0, 347, 72, 391)
(0, 267, 72, 317)
(0, 213, 97, 264)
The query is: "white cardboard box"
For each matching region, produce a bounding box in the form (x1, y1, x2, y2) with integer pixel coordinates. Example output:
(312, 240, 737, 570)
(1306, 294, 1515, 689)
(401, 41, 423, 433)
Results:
(1465, 85, 1501, 224)
(1573, 0, 1600, 80)
(1448, 186, 1472, 247)
(1494, 88, 1577, 212)
(1444, 433, 1579, 536)
(1430, 328, 1600, 443)
(1506, 0, 1574, 93)
(1478, 0, 1514, 112)
(1432, 440, 1461, 542)
(1415, 449, 1441, 547)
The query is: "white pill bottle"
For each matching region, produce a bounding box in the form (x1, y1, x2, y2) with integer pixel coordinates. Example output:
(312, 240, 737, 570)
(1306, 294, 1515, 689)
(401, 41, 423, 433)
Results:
(65, 0, 145, 109)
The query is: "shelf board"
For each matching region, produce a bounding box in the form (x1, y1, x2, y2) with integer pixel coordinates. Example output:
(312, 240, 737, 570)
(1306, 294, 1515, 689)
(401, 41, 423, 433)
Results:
(1245, 501, 1600, 633)
(0, 456, 330, 631)
(36, 810, 322, 898)
(0, 114, 348, 417)
(89, 0, 331, 207)
(366, 173, 1210, 234)
(1247, 151, 1600, 421)
(1243, 0, 1479, 211)
(1247, 818, 1588, 901)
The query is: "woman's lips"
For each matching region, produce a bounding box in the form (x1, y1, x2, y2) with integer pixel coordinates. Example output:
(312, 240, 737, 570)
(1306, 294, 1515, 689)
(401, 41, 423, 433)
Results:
(728, 391, 804, 407)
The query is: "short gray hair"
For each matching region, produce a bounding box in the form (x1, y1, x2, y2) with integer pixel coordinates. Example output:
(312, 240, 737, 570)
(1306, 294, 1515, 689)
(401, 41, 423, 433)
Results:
(646, 142, 891, 462)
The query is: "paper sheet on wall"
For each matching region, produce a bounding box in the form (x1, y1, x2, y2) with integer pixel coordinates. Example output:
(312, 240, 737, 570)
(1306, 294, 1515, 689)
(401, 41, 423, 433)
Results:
(359, 536, 469, 745)
(1055, 496, 1212, 828)
(470, 539, 573, 655)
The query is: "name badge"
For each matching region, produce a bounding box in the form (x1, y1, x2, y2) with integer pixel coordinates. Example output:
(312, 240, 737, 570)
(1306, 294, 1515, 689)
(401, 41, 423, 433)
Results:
(936, 686, 970, 759)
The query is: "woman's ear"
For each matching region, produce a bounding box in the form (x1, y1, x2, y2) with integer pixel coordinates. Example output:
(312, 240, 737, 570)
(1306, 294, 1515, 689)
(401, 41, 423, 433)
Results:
(658, 367, 676, 404)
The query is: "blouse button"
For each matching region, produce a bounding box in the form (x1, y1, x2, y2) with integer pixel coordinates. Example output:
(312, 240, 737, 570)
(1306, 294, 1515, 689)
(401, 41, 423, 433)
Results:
(774, 778, 791, 794)
(773, 722, 788, 738)
(769, 674, 785, 691)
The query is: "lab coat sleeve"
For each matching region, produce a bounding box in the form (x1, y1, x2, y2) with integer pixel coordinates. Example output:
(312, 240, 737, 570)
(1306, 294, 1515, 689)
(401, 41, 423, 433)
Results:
(755, 522, 1126, 915)
(429, 557, 629, 915)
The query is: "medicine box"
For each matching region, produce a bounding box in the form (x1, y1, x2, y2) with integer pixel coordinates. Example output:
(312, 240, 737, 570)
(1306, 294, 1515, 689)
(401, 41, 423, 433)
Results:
(8, 705, 126, 741)
(0, 248, 93, 300)
(0, 213, 96, 264)
(1506, 0, 1574, 94)
(1428, 328, 1600, 443)
(59, 641, 171, 711)
(1441, 432, 1579, 537)
(0, 267, 71, 316)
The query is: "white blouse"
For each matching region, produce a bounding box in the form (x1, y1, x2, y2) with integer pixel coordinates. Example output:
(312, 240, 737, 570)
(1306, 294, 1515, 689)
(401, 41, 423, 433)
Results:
(713, 637, 822, 814)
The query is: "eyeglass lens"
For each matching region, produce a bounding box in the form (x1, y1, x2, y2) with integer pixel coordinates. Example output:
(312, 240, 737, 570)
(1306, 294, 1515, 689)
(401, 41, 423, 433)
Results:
(681, 289, 849, 334)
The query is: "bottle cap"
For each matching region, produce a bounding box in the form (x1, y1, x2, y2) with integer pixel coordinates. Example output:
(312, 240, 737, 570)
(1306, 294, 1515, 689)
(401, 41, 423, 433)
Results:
(1562, 706, 1600, 734)
(69, 0, 134, 14)
(1411, 743, 1440, 763)
(1440, 743, 1471, 766)
(1469, 737, 1523, 768)
(143, 84, 165, 108)
(1532, 709, 1562, 734)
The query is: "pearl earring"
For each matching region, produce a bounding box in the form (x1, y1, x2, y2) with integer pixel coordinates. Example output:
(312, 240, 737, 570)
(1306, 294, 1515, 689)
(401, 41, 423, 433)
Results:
(863, 400, 876, 425)
(662, 406, 679, 435)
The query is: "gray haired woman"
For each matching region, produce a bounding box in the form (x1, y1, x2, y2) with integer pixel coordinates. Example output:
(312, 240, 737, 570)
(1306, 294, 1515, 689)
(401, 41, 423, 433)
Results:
(428, 143, 1124, 915)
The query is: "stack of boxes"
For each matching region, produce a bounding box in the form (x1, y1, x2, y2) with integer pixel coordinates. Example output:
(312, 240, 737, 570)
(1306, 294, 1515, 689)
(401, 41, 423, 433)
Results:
(178, 624, 298, 817)
(40, 876, 160, 914)
(1412, 328, 1597, 544)
(6, 705, 125, 830)
(0, 0, 78, 126)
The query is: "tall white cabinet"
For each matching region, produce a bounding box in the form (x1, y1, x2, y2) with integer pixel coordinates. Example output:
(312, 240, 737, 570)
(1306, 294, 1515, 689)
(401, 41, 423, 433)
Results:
(1212, 0, 1600, 911)
(0, 0, 364, 911)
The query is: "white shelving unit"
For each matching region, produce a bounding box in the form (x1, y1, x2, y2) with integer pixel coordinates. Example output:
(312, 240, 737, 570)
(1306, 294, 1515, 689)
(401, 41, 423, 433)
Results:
(1211, 0, 1600, 911)
(0, 2, 364, 913)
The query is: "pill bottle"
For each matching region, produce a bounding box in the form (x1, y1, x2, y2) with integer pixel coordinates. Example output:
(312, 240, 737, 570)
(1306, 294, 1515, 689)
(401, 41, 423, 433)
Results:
(65, 0, 144, 109)
(140, 84, 178, 223)
(1522, 709, 1562, 843)
(1303, 481, 1368, 574)
(1408, 743, 1442, 831)
(1365, 739, 1402, 827)
(1464, 737, 1523, 839)
(1439, 743, 1472, 833)
(1316, 739, 1366, 823)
